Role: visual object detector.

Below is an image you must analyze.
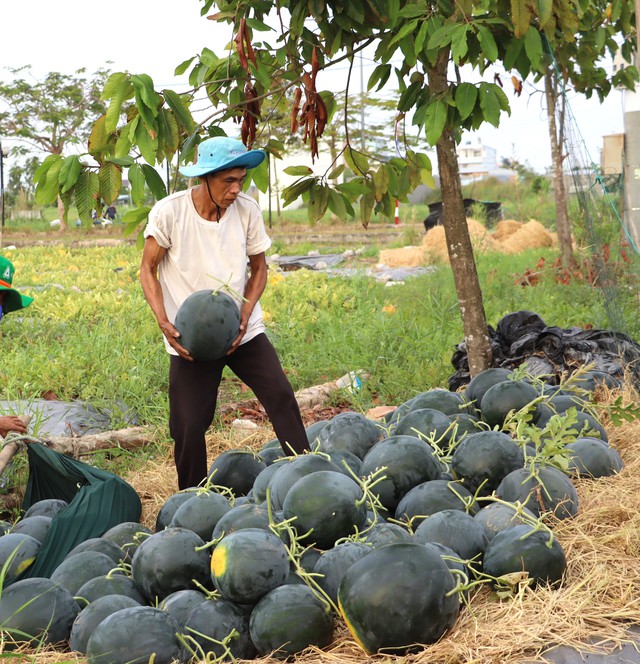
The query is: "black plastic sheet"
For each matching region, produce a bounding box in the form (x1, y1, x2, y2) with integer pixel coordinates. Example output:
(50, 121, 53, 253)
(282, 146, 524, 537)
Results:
(449, 310, 640, 391)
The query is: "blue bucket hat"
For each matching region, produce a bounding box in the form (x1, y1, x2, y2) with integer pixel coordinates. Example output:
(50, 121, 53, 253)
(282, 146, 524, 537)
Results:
(179, 137, 266, 178)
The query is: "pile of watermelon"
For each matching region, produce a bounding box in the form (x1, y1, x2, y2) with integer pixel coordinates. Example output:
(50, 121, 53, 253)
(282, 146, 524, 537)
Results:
(0, 367, 625, 662)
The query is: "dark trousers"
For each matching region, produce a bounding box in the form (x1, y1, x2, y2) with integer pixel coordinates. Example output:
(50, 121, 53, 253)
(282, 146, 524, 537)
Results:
(169, 333, 309, 489)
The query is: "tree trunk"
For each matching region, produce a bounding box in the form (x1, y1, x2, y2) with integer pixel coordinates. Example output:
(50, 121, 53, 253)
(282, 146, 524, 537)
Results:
(56, 195, 67, 231)
(545, 70, 573, 266)
(428, 51, 493, 377)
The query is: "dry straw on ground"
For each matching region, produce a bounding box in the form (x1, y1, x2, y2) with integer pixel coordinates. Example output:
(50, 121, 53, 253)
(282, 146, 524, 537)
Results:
(379, 218, 556, 267)
(6, 388, 640, 664)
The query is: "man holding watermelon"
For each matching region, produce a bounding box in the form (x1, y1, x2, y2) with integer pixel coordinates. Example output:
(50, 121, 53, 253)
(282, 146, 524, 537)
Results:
(140, 136, 310, 490)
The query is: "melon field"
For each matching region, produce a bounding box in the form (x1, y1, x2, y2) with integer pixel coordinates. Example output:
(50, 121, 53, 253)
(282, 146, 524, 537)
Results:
(1, 238, 640, 663)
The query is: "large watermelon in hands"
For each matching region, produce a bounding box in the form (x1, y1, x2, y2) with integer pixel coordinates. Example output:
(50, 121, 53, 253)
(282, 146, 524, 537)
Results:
(174, 289, 240, 361)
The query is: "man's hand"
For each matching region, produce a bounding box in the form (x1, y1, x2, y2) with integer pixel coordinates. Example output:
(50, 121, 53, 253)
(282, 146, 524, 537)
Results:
(227, 318, 248, 355)
(160, 321, 193, 361)
(0, 416, 28, 438)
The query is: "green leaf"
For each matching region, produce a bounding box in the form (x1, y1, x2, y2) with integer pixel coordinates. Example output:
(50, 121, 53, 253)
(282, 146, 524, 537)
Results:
(33, 154, 57, 185)
(328, 164, 346, 180)
(174, 56, 196, 76)
(476, 25, 499, 62)
(128, 163, 146, 207)
(99, 162, 123, 205)
(88, 115, 110, 159)
(307, 183, 329, 223)
(398, 81, 423, 112)
(359, 190, 375, 227)
(523, 27, 544, 70)
(389, 19, 419, 46)
(163, 89, 195, 133)
(141, 164, 167, 201)
(425, 99, 447, 146)
(58, 155, 82, 194)
(103, 73, 133, 134)
(282, 178, 315, 207)
(372, 164, 390, 202)
(344, 149, 370, 176)
(367, 64, 392, 92)
(132, 74, 160, 133)
(536, 0, 553, 26)
(511, 0, 533, 38)
(327, 188, 348, 219)
(35, 157, 62, 205)
(414, 21, 429, 53)
(122, 206, 152, 226)
(478, 83, 501, 127)
(427, 22, 459, 50)
(106, 156, 135, 167)
(248, 158, 269, 193)
(283, 165, 314, 176)
(75, 170, 100, 225)
(135, 120, 159, 165)
(455, 83, 478, 121)
(398, 4, 427, 19)
(450, 25, 469, 63)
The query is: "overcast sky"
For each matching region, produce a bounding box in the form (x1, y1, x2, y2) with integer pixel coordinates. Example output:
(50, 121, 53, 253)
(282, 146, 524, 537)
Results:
(0, 0, 627, 174)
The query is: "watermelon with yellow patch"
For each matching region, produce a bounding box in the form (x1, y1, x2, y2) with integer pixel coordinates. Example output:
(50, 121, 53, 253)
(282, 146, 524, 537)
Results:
(0, 533, 41, 583)
(211, 527, 289, 605)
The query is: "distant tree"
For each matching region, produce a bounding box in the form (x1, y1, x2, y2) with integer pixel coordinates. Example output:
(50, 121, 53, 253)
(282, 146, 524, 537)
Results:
(0, 66, 110, 228)
(5, 156, 39, 208)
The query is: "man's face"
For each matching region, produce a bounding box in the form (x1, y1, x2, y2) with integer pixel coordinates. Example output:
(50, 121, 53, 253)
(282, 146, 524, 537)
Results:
(204, 167, 247, 208)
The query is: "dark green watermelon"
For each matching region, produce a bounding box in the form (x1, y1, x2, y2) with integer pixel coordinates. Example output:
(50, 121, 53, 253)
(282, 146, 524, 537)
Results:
(464, 368, 513, 411)
(50, 551, 118, 596)
(361, 522, 413, 548)
(480, 379, 539, 428)
(85, 606, 183, 664)
(10, 516, 52, 544)
(317, 411, 383, 459)
(23, 498, 68, 519)
(65, 537, 125, 565)
(282, 470, 367, 550)
(183, 597, 256, 660)
(174, 288, 241, 361)
(313, 542, 371, 603)
(101, 522, 153, 563)
(483, 524, 566, 588)
(566, 437, 624, 478)
(169, 490, 232, 540)
(250, 584, 334, 658)
(390, 408, 452, 448)
(155, 491, 196, 532)
(0, 577, 79, 648)
(451, 430, 524, 496)
(338, 542, 459, 654)
(131, 527, 211, 602)
(395, 479, 478, 527)
(160, 589, 207, 628)
(408, 389, 472, 416)
(359, 435, 442, 512)
(473, 501, 538, 541)
(70, 594, 140, 655)
(76, 573, 146, 605)
(207, 449, 267, 496)
(497, 466, 578, 520)
(413, 509, 488, 562)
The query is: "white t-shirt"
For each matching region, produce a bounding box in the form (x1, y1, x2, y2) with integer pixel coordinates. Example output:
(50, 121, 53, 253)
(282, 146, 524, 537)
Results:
(144, 188, 272, 355)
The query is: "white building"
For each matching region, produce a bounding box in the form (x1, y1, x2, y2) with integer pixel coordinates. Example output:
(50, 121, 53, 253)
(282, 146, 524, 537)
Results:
(457, 135, 498, 180)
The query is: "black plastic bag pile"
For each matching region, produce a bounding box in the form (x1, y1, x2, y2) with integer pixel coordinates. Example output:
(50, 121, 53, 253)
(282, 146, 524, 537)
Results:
(449, 310, 640, 391)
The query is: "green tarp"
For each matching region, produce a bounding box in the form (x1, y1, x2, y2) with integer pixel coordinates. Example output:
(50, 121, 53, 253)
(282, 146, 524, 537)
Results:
(12, 443, 142, 581)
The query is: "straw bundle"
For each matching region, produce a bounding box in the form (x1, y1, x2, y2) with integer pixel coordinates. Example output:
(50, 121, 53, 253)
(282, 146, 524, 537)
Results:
(378, 245, 427, 267)
(496, 220, 555, 254)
